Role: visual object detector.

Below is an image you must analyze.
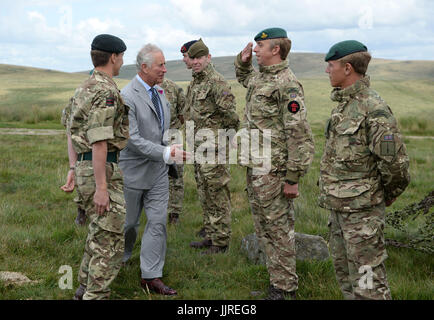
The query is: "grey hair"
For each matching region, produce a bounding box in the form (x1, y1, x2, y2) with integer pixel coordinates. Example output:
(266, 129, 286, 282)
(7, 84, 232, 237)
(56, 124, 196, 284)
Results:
(136, 43, 162, 72)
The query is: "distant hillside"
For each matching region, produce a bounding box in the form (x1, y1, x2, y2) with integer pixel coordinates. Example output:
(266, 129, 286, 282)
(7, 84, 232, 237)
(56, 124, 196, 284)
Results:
(113, 52, 434, 81)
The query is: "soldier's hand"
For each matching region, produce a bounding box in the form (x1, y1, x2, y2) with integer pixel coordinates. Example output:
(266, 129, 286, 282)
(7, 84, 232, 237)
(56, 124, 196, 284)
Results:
(170, 144, 192, 164)
(284, 183, 299, 199)
(94, 188, 110, 215)
(60, 169, 75, 192)
(241, 42, 253, 63)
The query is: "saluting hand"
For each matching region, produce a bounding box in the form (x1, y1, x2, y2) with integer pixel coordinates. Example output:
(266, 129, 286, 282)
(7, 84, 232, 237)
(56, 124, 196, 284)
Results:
(241, 42, 253, 63)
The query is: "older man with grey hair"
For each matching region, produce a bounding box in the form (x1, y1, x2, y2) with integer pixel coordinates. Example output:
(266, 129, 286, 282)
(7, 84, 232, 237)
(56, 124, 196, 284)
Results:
(119, 43, 188, 296)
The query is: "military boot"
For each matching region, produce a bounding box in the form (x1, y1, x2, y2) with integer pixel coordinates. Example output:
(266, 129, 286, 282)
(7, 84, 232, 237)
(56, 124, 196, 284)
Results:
(264, 286, 296, 300)
(200, 245, 228, 255)
(168, 212, 179, 225)
(73, 284, 87, 300)
(196, 227, 206, 238)
(190, 239, 212, 249)
(75, 208, 87, 226)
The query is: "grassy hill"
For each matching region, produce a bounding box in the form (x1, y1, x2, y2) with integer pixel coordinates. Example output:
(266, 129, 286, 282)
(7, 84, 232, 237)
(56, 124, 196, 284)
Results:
(0, 62, 433, 300)
(112, 52, 434, 81)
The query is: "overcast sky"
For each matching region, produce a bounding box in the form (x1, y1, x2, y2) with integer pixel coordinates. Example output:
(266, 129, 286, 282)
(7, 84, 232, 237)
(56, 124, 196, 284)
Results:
(1, 0, 433, 72)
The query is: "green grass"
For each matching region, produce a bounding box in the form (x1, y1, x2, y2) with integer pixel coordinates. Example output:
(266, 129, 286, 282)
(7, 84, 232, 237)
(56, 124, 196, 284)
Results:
(0, 132, 432, 300)
(0, 63, 433, 300)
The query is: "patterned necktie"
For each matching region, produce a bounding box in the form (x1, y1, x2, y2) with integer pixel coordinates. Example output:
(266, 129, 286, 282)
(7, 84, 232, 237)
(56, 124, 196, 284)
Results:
(151, 87, 163, 125)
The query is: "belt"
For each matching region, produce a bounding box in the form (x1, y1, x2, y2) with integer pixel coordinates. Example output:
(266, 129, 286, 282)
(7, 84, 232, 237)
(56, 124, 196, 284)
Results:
(77, 151, 119, 163)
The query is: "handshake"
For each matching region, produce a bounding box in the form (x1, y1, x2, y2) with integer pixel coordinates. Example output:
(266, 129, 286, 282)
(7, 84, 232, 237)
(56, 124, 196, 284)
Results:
(166, 144, 191, 179)
(166, 144, 192, 164)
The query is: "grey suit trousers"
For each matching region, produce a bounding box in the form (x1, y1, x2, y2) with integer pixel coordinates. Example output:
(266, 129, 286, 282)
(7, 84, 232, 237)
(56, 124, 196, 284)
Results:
(122, 172, 169, 279)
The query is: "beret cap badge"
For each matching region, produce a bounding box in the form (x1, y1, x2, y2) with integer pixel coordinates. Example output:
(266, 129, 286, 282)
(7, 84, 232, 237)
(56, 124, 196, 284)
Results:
(254, 27, 288, 41)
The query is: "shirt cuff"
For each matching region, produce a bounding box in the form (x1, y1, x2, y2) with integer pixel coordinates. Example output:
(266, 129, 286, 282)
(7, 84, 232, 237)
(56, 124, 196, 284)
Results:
(285, 170, 300, 184)
(163, 146, 174, 164)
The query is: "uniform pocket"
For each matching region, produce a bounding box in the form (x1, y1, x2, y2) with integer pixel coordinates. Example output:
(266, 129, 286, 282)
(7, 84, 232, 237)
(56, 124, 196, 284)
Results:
(200, 164, 231, 189)
(334, 116, 369, 162)
(251, 173, 282, 206)
(254, 87, 279, 118)
(96, 188, 126, 234)
(75, 163, 95, 204)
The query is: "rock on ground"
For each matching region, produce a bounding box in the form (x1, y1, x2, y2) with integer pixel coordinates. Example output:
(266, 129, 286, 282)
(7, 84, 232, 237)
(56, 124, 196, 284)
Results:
(0, 271, 39, 286)
(241, 233, 330, 265)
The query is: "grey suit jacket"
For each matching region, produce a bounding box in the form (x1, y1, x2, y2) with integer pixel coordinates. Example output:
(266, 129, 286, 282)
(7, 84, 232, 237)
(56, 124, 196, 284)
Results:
(119, 76, 171, 190)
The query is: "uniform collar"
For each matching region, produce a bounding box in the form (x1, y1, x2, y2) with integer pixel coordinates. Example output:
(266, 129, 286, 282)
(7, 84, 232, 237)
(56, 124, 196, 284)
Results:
(92, 69, 117, 88)
(330, 75, 370, 102)
(259, 60, 288, 74)
(193, 63, 214, 80)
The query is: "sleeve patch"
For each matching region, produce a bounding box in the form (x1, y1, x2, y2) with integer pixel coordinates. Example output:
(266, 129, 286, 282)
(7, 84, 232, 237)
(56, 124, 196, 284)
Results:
(288, 101, 300, 114)
(380, 135, 395, 156)
(106, 97, 115, 107)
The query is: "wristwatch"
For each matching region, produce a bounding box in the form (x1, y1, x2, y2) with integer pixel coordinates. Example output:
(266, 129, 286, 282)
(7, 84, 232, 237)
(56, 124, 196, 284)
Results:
(285, 180, 297, 185)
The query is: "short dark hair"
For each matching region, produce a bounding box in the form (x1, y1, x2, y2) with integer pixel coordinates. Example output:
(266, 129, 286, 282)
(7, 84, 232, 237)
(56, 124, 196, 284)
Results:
(339, 51, 372, 75)
(269, 38, 292, 60)
(91, 50, 112, 68)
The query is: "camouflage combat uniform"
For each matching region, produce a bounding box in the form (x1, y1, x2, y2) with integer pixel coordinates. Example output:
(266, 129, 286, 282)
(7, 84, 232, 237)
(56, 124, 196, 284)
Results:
(186, 63, 240, 247)
(319, 76, 410, 300)
(161, 78, 186, 223)
(69, 69, 129, 300)
(234, 54, 315, 293)
(61, 98, 86, 225)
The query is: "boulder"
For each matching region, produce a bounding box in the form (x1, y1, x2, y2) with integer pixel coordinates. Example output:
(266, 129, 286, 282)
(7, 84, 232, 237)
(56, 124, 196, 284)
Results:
(0, 271, 39, 286)
(241, 233, 329, 265)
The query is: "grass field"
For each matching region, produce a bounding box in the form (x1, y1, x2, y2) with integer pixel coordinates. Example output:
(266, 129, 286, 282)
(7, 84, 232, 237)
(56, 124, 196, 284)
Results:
(0, 63, 433, 300)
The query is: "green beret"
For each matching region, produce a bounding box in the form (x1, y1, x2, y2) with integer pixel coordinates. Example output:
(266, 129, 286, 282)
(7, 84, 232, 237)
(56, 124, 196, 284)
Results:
(91, 34, 127, 54)
(188, 38, 209, 59)
(254, 27, 287, 42)
(325, 40, 367, 62)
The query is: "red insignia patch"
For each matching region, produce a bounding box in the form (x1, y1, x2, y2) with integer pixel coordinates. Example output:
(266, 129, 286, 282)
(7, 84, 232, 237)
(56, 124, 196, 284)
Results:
(106, 97, 115, 107)
(288, 101, 300, 114)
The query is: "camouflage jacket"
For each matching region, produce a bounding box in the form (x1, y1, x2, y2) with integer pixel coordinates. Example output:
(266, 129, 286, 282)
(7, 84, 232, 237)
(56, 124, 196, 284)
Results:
(69, 70, 129, 154)
(319, 76, 410, 212)
(161, 78, 185, 129)
(234, 54, 314, 182)
(61, 97, 73, 132)
(185, 63, 240, 135)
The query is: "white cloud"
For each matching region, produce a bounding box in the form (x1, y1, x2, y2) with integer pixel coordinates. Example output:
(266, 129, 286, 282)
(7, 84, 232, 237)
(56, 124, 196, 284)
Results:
(0, 0, 433, 72)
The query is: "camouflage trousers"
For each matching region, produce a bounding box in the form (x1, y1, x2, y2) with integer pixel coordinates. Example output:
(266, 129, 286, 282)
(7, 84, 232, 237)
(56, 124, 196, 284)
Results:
(75, 161, 126, 300)
(246, 169, 298, 292)
(194, 163, 232, 247)
(168, 163, 184, 218)
(328, 203, 392, 300)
